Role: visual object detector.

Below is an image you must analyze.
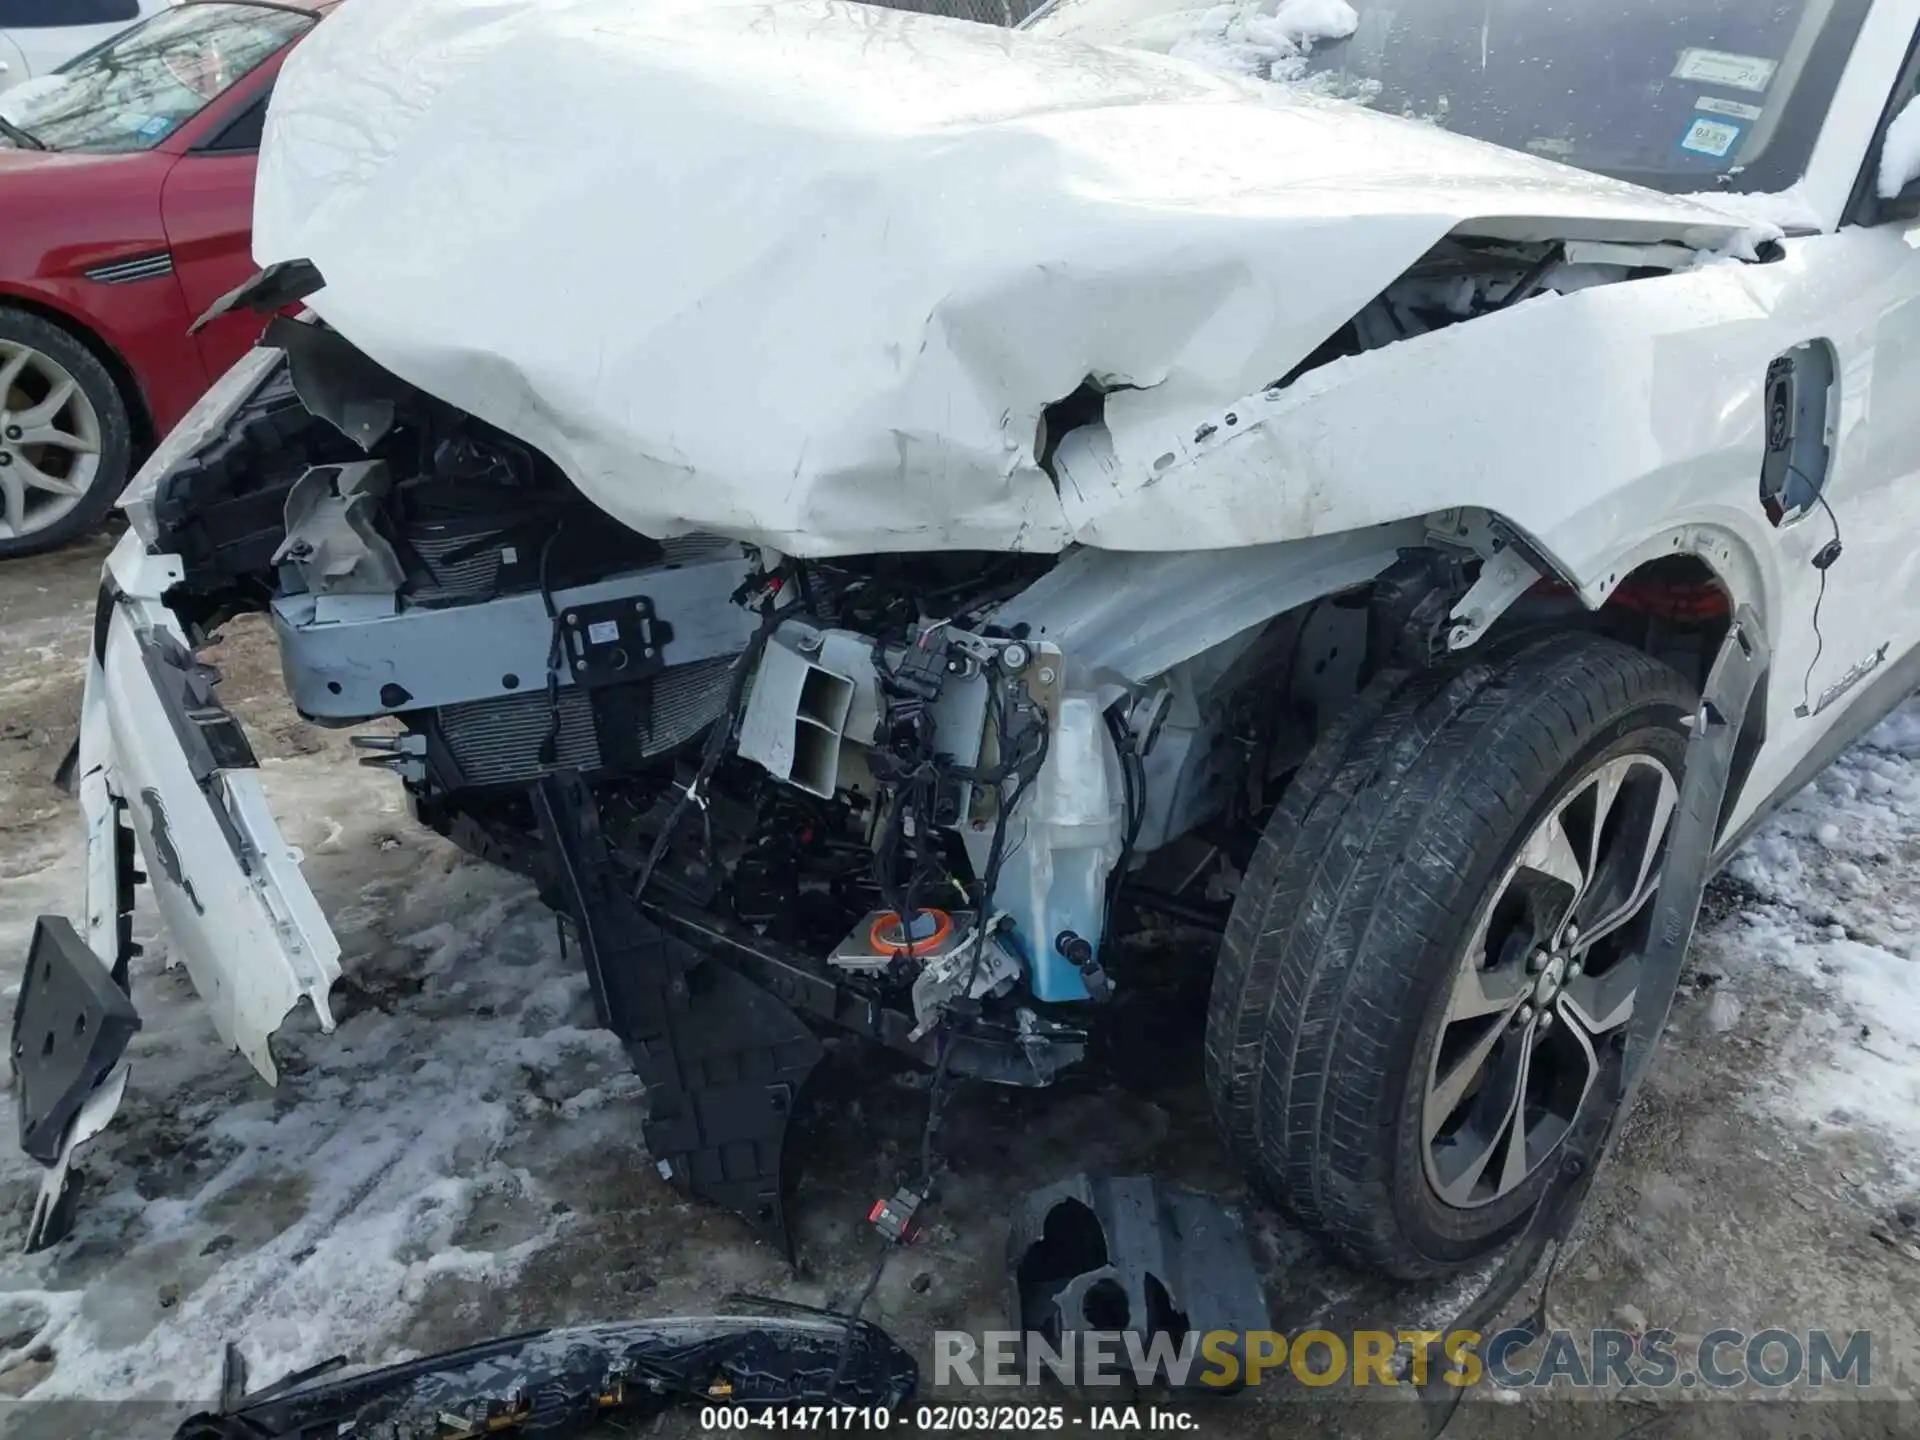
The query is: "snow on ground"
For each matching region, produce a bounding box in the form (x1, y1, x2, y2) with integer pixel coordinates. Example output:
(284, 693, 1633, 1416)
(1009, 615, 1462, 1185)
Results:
(1718, 705, 1920, 1185)
(14, 860, 628, 1403)
(3, 538, 1920, 1440)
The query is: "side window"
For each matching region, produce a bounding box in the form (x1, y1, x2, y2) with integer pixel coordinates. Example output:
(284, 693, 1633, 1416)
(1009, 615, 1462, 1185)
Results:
(0, 0, 140, 26)
(202, 87, 270, 152)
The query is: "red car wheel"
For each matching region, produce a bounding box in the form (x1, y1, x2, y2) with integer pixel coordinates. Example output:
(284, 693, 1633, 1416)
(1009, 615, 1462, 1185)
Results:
(0, 308, 133, 560)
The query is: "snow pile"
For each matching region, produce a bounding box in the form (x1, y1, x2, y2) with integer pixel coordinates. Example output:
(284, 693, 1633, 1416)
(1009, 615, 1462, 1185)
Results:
(1740, 920, 1920, 1161)
(1879, 95, 1920, 200)
(1086, 0, 1359, 84)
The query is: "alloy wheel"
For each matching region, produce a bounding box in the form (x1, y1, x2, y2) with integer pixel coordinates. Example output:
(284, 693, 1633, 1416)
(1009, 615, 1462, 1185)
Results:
(1421, 751, 1679, 1209)
(0, 340, 103, 543)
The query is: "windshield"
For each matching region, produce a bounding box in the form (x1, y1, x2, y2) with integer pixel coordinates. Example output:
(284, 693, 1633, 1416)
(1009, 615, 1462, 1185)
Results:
(1027, 0, 1873, 195)
(0, 2, 311, 153)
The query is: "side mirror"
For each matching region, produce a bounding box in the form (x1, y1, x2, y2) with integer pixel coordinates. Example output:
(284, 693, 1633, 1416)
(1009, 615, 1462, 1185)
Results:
(1889, 180, 1920, 224)
(1877, 94, 1920, 216)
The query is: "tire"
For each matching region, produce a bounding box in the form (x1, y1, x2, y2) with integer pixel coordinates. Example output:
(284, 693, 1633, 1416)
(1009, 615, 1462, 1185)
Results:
(0, 308, 135, 560)
(1204, 632, 1694, 1278)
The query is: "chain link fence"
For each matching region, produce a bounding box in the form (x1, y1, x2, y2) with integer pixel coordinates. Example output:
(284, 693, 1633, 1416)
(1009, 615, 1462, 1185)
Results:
(865, 0, 1050, 28)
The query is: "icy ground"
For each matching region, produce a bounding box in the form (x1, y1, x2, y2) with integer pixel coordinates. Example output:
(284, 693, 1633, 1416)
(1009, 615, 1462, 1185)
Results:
(2, 533, 1919, 1439)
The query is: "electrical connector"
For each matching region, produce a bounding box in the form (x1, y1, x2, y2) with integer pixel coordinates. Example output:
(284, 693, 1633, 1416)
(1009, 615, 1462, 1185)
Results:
(867, 1187, 925, 1245)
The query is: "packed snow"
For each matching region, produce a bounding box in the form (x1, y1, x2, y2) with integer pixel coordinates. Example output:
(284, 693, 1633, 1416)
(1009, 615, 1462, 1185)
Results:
(1715, 703, 1920, 1185)
(0, 739, 645, 1418)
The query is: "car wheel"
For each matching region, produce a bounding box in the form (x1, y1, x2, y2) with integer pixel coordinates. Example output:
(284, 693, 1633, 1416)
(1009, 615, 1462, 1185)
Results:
(1204, 632, 1694, 1278)
(0, 309, 134, 560)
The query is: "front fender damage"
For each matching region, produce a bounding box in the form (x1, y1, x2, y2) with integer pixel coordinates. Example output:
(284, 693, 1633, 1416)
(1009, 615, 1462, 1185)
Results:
(1051, 235, 1781, 635)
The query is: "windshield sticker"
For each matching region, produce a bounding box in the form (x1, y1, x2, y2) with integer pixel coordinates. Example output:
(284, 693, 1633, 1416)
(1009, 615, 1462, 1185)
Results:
(133, 115, 174, 141)
(1696, 96, 1764, 123)
(1674, 48, 1778, 94)
(1680, 116, 1745, 159)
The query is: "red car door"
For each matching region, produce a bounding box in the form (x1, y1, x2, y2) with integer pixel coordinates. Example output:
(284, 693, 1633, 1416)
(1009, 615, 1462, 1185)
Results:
(159, 80, 271, 378)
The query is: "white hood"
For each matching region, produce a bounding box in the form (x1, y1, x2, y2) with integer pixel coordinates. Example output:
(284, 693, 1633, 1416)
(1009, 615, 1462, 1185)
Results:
(254, 0, 1758, 556)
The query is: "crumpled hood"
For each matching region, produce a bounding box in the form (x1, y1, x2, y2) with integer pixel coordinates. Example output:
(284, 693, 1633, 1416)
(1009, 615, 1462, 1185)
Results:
(254, 0, 1758, 555)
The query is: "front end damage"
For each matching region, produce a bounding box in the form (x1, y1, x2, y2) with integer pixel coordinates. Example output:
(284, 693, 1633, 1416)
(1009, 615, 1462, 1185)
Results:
(17, 0, 1780, 1252)
(22, 246, 1754, 1247)
(5, 288, 1434, 1247)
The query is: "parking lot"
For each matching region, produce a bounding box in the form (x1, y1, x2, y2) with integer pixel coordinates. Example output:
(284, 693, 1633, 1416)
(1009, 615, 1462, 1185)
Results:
(2, 530, 1918, 1437)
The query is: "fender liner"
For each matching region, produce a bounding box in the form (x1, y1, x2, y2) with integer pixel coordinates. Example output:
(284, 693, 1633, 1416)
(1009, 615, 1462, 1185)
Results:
(530, 771, 822, 1257)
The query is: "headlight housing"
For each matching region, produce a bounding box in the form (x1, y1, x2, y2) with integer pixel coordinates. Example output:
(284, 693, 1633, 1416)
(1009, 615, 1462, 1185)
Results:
(119, 344, 286, 545)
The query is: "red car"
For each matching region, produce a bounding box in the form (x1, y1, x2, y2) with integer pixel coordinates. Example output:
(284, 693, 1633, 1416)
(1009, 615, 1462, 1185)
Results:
(0, 0, 328, 558)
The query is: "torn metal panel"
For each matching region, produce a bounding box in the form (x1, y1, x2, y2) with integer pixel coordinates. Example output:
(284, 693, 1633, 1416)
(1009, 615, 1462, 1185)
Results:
(188, 257, 324, 335)
(267, 313, 413, 452)
(254, 0, 1758, 559)
(1057, 256, 1803, 604)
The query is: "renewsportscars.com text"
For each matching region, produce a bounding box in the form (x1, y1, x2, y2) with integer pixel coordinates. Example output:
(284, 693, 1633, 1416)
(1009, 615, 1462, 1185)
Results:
(934, 1327, 1872, 1390)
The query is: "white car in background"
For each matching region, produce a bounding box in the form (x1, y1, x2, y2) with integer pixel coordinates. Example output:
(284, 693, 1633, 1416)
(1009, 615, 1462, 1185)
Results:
(0, 0, 171, 93)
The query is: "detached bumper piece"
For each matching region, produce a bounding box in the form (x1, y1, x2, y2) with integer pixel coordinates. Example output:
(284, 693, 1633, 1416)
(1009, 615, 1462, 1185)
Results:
(13, 916, 142, 1249)
(172, 1312, 918, 1439)
(14, 917, 140, 1167)
(531, 773, 822, 1256)
(1009, 1174, 1271, 1390)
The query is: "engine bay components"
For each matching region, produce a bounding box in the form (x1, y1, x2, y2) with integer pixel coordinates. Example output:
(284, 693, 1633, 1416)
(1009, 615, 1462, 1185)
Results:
(908, 918, 1023, 1041)
(829, 907, 969, 975)
(737, 617, 1125, 1005)
(271, 541, 753, 722)
(77, 315, 1749, 1260)
(271, 460, 405, 603)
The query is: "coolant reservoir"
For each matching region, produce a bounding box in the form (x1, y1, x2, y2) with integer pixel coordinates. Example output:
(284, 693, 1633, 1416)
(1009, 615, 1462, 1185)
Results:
(997, 694, 1125, 1002)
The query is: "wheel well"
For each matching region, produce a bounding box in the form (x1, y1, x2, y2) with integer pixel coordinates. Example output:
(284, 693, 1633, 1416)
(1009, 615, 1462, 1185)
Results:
(1590, 555, 1734, 694)
(0, 295, 156, 456)
(1162, 549, 1759, 888)
(1474, 552, 1765, 832)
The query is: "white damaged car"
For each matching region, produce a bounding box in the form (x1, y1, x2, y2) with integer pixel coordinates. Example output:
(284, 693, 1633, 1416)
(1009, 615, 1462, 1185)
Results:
(20, 0, 1920, 1281)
